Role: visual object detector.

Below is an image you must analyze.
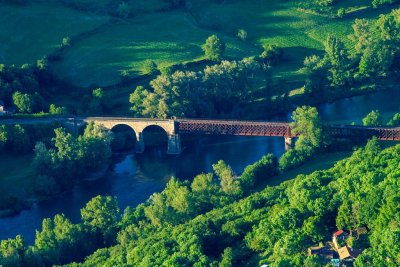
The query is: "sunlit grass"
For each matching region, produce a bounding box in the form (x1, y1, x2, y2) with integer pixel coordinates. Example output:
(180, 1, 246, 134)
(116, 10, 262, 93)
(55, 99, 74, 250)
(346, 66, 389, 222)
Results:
(0, 2, 108, 65)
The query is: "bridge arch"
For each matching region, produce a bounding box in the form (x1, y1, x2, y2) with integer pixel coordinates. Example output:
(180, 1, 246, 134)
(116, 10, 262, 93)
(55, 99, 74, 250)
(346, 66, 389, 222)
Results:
(82, 119, 181, 154)
(141, 125, 169, 152)
(110, 124, 137, 152)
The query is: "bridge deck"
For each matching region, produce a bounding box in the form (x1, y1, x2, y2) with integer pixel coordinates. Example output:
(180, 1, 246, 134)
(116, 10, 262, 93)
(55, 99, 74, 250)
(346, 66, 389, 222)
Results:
(177, 119, 293, 137)
(1, 117, 400, 140)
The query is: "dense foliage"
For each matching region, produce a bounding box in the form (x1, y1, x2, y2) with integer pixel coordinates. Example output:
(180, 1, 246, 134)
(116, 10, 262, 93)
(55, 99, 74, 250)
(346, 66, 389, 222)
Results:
(279, 106, 327, 171)
(0, 123, 60, 154)
(2, 138, 399, 266)
(129, 58, 264, 118)
(32, 122, 113, 194)
(303, 9, 400, 100)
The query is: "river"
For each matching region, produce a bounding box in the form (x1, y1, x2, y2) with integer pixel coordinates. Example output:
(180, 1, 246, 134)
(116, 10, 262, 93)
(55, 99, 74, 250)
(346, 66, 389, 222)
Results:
(1, 88, 399, 243)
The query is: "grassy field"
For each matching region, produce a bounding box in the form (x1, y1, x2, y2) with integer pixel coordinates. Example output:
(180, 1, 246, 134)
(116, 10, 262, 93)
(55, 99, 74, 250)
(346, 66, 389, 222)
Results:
(270, 151, 352, 186)
(0, 2, 108, 65)
(0, 153, 35, 200)
(0, 0, 398, 108)
(51, 10, 258, 87)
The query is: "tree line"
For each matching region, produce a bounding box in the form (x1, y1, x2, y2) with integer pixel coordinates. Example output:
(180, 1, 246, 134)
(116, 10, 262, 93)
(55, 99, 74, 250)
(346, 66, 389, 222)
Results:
(1, 135, 399, 266)
(303, 9, 400, 100)
(129, 57, 265, 118)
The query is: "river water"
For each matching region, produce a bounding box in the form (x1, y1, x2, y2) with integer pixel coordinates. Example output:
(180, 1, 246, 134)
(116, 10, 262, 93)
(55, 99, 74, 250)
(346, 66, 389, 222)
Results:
(1, 88, 400, 243)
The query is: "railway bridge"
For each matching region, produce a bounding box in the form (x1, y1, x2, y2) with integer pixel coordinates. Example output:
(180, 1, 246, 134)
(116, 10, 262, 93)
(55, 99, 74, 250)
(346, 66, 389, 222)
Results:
(1, 117, 400, 154)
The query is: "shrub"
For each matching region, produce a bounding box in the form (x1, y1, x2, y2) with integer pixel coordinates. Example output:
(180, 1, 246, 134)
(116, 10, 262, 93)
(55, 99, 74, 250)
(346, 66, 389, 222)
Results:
(143, 60, 158, 75)
(237, 29, 248, 41)
(362, 110, 382, 126)
(260, 45, 283, 65)
(202, 35, 225, 61)
(337, 8, 345, 18)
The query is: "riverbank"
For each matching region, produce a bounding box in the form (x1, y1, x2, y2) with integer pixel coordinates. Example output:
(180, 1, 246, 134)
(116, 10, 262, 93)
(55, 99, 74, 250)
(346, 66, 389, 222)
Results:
(0, 153, 36, 217)
(247, 82, 398, 121)
(0, 152, 112, 218)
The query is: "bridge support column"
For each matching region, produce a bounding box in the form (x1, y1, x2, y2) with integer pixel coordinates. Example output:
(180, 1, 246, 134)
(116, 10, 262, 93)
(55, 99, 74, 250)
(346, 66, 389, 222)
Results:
(135, 132, 145, 153)
(167, 134, 182, 155)
(284, 137, 295, 151)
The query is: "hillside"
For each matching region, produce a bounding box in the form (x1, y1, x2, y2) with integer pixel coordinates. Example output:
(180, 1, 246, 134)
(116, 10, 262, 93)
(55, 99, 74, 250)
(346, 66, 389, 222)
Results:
(1, 0, 397, 90)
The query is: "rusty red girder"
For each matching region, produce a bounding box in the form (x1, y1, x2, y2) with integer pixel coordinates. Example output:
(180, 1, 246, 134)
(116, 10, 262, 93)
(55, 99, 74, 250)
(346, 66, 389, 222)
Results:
(177, 119, 295, 137)
(177, 120, 400, 141)
(327, 125, 400, 141)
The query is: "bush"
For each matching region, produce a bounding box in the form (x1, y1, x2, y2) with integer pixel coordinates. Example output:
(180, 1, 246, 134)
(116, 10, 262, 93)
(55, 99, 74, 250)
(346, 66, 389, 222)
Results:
(362, 110, 382, 126)
(202, 35, 225, 61)
(237, 29, 248, 41)
(387, 112, 400, 126)
(143, 60, 158, 75)
(260, 45, 283, 65)
(372, 0, 397, 8)
(279, 149, 309, 171)
(241, 154, 278, 189)
(62, 37, 71, 47)
(49, 104, 68, 115)
(337, 8, 345, 18)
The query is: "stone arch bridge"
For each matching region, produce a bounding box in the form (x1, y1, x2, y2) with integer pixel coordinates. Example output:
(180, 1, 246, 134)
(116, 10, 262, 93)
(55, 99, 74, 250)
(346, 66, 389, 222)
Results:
(1, 116, 400, 154)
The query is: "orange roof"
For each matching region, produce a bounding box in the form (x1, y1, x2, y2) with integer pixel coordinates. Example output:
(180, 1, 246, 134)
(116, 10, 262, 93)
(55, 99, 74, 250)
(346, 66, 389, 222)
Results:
(333, 230, 344, 237)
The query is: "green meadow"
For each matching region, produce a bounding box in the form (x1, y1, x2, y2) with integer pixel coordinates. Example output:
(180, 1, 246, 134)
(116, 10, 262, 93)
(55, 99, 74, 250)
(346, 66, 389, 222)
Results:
(0, 0, 397, 90)
(51, 11, 258, 87)
(0, 2, 108, 66)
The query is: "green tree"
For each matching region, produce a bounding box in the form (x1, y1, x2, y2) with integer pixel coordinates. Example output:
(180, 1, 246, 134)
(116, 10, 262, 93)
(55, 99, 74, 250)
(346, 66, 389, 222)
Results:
(0, 124, 8, 151)
(304, 255, 324, 267)
(81, 195, 120, 244)
(88, 88, 105, 114)
(49, 104, 67, 115)
(191, 173, 219, 211)
(129, 86, 149, 115)
(80, 122, 113, 171)
(202, 35, 225, 61)
(240, 154, 278, 189)
(260, 44, 283, 65)
(362, 110, 382, 126)
(10, 124, 31, 153)
(143, 60, 158, 75)
(324, 35, 350, 87)
(213, 160, 242, 197)
(387, 112, 400, 126)
(12, 91, 33, 113)
(0, 235, 26, 267)
(337, 8, 345, 18)
(302, 55, 328, 97)
(34, 214, 88, 265)
(372, 0, 397, 8)
(237, 29, 247, 41)
(350, 19, 372, 56)
(291, 106, 323, 150)
(219, 247, 234, 267)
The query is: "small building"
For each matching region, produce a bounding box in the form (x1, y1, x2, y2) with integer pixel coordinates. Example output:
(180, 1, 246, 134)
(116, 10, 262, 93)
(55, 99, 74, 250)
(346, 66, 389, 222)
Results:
(308, 245, 339, 264)
(0, 101, 14, 116)
(333, 230, 349, 249)
(338, 246, 362, 262)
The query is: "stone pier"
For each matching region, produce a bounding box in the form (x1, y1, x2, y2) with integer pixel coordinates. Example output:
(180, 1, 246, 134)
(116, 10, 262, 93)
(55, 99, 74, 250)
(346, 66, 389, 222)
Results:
(167, 134, 182, 155)
(284, 137, 295, 151)
(135, 132, 145, 153)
